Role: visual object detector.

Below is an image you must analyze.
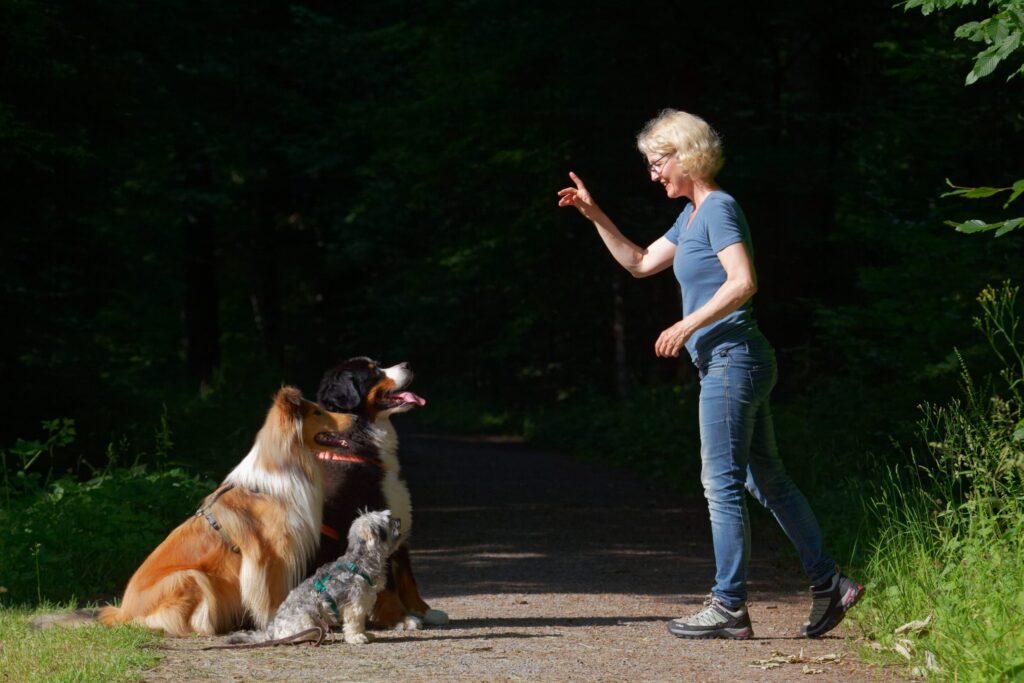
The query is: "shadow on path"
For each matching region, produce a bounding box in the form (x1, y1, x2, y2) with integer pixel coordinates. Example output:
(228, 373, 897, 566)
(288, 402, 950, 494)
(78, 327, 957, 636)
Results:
(400, 430, 810, 601)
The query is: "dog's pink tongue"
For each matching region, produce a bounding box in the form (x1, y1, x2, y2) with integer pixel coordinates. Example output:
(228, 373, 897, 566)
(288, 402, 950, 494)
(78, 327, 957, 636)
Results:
(395, 391, 426, 407)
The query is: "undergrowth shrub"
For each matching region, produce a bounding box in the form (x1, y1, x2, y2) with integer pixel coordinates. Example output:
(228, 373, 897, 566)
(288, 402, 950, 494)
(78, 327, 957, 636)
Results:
(0, 419, 215, 606)
(857, 283, 1024, 681)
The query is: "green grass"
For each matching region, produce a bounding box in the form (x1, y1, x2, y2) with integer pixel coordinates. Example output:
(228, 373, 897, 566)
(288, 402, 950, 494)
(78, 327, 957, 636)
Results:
(0, 605, 162, 682)
(853, 478, 1024, 681)
(852, 284, 1024, 681)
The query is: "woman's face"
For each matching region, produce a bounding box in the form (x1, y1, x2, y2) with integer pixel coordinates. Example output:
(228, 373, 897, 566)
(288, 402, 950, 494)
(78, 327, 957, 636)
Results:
(646, 151, 692, 199)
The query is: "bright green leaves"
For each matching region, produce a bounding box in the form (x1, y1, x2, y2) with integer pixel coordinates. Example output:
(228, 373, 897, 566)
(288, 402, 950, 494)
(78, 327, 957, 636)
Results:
(903, 3, 1024, 240)
(942, 179, 1024, 237)
(903, 0, 1024, 84)
(948, 217, 1021, 236)
(954, 7, 1024, 84)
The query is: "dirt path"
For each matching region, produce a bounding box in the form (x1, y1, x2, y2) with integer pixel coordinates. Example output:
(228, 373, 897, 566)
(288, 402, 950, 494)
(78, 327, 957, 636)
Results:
(143, 431, 893, 682)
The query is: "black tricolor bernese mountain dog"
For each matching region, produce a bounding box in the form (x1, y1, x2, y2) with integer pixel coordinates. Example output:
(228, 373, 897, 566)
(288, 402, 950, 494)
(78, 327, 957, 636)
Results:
(312, 357, 448, 629)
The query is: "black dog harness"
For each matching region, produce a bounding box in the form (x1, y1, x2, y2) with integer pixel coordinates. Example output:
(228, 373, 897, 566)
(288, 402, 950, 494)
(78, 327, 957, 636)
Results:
(195, 483, 241, 554)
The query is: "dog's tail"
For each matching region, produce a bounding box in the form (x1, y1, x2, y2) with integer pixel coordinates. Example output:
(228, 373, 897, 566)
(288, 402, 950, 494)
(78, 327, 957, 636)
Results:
(29, 608, 102, 630)
(224, 629, 267, 645)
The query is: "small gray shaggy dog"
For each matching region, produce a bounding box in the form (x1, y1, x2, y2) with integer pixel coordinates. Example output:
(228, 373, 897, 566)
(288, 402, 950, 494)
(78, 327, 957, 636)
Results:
(225, 510, 400, 646)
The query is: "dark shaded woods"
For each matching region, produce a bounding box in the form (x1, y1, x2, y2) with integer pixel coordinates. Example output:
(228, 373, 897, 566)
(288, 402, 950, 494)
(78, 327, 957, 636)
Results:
(2, 0, 1022, 462)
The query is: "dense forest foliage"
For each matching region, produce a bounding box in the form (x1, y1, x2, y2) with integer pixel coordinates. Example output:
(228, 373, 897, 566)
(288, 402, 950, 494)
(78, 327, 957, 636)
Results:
(3, 0, 1022, 461)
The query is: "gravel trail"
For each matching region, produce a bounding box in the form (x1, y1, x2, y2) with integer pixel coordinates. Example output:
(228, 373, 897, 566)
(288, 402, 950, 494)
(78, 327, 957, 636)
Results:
(143, 431, 893, 682)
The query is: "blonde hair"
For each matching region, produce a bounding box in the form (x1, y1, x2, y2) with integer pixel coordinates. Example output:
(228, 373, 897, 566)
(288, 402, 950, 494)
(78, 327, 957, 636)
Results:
(636, 109, 724, 181)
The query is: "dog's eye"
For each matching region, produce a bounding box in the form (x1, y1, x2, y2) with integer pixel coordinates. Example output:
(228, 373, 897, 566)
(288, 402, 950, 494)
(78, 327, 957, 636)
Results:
(313, 410, 323, 416)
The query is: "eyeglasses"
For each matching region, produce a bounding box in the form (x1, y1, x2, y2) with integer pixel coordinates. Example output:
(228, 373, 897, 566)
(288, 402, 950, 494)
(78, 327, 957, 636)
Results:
(645, 152, 674, 175)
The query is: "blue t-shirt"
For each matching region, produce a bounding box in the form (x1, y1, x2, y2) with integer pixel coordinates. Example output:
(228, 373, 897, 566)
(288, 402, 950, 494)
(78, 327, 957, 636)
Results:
(663, 191, 759, 364)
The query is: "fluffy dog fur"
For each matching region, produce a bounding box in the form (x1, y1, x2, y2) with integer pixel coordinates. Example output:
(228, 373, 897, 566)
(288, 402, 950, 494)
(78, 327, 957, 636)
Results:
(314, 357, 448, 630)
(224, 510, 401, 646)
(32, 387, 353, 636)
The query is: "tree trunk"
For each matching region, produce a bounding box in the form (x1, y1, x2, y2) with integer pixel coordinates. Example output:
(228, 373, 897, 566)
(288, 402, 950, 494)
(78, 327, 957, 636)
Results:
(611, 269, 629, 398)
(181, 154, 220, 391)
(249, 160, 290, 373)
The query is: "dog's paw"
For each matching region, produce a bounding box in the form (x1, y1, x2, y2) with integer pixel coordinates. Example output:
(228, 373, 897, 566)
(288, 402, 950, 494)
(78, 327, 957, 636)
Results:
(393, 614, 422, 631)
(421, 608, 449, 626)
(344, 632, 371, 645)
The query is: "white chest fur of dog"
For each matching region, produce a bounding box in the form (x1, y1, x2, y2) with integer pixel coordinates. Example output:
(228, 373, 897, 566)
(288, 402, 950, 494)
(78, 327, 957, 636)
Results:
(371, 421, 413, 547)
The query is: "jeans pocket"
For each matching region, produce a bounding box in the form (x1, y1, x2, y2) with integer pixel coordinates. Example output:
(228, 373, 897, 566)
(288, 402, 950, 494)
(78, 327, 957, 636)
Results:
(747, 362, 778, 394)
(701, 353, 732, 380)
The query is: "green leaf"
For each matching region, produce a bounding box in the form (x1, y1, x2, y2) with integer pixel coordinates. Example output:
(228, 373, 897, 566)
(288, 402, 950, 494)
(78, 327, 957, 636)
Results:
(996, 31, 1021, 58)
(994, 217, 1024, 237)
(1005, 179, 1024, 207)
(989, 18, 1009, 45)
(941, 186, 1005, 199)
(955, 20, 984, 42)
(968, 45, 1004, 84)
(950, 217, 1024, 237)
(1013, 419, 1024, 442)
(948, 218, 999, 233)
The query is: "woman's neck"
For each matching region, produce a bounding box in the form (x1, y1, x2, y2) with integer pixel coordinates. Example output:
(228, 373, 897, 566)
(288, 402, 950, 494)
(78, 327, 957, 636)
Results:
(690, 178, 720, 208)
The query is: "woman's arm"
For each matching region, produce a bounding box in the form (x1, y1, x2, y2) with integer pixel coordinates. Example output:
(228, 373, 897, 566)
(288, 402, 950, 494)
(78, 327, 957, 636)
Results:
(558, 171, 675, 278)
(654, 242, 758, 357)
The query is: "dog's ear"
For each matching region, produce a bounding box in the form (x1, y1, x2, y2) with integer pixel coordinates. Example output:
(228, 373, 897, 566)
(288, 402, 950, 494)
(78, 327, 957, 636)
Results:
(274, 386, 304, 416)
(317, 370, 361, 412)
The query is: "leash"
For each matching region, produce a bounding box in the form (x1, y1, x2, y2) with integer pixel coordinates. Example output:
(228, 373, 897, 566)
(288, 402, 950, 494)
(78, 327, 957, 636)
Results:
(195, 484, 241, 554)
(201, 625, 327, 650)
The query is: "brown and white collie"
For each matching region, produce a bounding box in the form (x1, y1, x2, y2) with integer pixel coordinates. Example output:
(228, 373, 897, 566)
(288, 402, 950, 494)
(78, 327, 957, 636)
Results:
(32, 386, 353, 636)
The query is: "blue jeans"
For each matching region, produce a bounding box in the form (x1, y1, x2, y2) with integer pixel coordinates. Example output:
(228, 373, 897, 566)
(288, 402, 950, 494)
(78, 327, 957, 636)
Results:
(697, 335, 835, 608)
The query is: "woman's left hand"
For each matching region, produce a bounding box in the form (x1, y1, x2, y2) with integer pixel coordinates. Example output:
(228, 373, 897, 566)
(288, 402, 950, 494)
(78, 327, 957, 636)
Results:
(655, 320, 691, 358)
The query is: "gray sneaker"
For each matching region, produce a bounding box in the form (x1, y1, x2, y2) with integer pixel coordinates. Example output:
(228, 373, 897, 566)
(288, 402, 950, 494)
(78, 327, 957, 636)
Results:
(667, 595, 754, 639)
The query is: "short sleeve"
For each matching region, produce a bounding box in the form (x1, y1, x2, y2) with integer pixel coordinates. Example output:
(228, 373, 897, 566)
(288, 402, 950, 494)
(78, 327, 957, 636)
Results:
(708, 197, 745, 253)
(663, 204, 692, 245)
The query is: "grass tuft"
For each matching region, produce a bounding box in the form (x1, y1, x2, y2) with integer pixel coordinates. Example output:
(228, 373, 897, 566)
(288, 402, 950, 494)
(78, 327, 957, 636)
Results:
(0, 605, 161, 682)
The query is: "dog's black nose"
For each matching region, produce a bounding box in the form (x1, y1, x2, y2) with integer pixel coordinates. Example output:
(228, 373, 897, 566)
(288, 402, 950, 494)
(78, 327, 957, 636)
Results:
(398, 362, 411, 371)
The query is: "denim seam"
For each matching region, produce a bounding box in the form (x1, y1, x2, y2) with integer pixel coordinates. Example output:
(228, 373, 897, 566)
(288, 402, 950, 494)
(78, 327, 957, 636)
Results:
(720, 352, 739, 606)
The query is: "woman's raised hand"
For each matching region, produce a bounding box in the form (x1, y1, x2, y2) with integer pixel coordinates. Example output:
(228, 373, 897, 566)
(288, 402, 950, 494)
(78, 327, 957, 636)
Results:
(557, 171, 601, 220)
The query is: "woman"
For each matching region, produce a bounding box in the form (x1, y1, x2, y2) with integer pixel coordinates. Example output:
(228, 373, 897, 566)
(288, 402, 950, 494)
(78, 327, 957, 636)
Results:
(557, 109, 862, 639)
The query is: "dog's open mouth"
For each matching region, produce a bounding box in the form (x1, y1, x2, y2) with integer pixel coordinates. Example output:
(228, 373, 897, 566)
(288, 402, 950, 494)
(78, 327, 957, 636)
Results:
(380, 391, 426, 409)
(314, 431, 351, 449)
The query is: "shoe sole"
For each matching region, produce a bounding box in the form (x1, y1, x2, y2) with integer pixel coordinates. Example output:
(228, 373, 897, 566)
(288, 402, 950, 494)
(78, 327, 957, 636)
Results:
(667, 623, 754, 640)
(801, 583, 865, 638)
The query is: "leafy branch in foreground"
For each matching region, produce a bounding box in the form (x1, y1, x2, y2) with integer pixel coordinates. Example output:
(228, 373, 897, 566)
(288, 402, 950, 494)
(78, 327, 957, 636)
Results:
(902, 0, 1024, 84)
(902, 1, 1023, 238)
(942, 178, 1024, 236)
